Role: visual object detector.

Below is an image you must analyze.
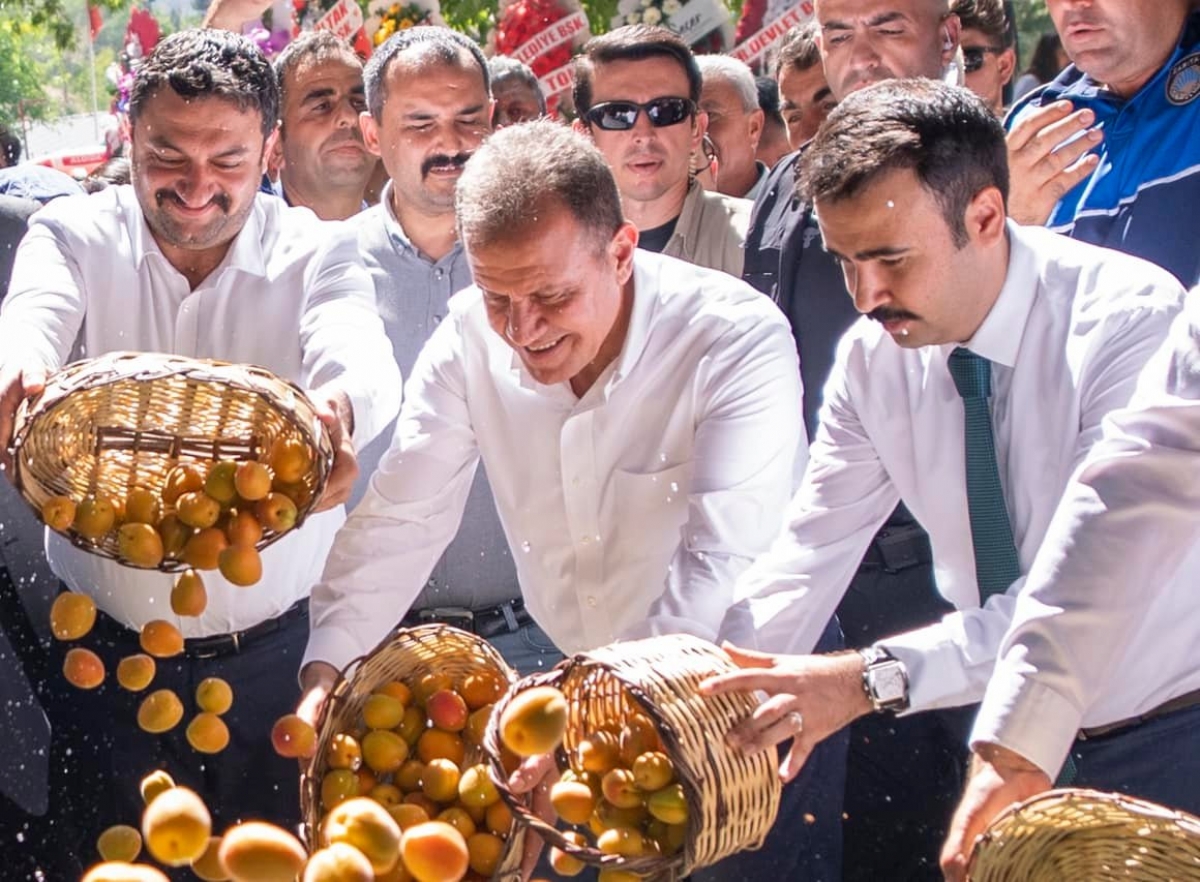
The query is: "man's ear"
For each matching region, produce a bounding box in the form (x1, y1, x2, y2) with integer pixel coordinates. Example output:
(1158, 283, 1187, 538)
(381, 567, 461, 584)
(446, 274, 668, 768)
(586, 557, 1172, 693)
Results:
(263, 124, 281, 174)
(747, 107, 765, 151)
(692, 109, 709, 154)
(360, 111, 382, 157)
(940, 13, 962, 69)
(967, 185, 1007, 246)
(997, 47, 1017, 87)
(609, 220, 639, 283)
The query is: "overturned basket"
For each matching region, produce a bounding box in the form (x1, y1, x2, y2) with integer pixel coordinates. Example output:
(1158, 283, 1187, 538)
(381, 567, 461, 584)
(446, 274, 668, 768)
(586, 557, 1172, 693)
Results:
(484, 633, 782, 880)
(968, 788, 1200, 881)
(9, 351, 333, 570)
(301, 624, 524, 880)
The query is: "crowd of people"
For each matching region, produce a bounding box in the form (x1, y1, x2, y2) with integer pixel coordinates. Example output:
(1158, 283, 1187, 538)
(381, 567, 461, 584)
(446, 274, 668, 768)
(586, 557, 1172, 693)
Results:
(0, 0, 1197, 880)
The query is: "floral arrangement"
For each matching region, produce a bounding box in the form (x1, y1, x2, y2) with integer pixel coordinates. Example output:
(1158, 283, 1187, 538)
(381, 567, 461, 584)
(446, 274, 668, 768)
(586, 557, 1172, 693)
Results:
(292, 0, 376, 56)
(611, 0, 731, 53)
(372, 1, 434, 45)
(493, 0, 587, 80)
(612, 0, 681, 29)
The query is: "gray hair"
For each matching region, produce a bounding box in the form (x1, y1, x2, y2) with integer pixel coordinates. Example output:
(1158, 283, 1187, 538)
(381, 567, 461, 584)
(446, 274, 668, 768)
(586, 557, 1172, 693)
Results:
(364, 26, 490, 120)
(456, 120, 624, 253)
(488, 55, 547, 115)
(696, 54, 759, 112)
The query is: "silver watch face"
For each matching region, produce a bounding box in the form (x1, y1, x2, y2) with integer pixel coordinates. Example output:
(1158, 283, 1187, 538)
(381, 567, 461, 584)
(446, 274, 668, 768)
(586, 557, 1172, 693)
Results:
(871, 664, 907, 702)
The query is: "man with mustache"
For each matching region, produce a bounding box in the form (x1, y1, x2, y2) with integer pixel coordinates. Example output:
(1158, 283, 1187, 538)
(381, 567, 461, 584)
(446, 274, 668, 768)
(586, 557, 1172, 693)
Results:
(707, 77, 1186, 874)
(340, 28, 562, 677)
(1005, 0, 1199, 288)
(0, 29, 400, 866)
(573, 26, 752, 277)
(272, 31, 377, 220)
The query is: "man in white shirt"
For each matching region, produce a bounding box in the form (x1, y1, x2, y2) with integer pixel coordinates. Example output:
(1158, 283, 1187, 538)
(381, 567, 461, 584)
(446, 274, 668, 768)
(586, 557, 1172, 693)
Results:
(941, 296, 1200, 879)
(0, 29, 399, 862)
(301, 120, 847, 880)
(704, 78, 1185, 841)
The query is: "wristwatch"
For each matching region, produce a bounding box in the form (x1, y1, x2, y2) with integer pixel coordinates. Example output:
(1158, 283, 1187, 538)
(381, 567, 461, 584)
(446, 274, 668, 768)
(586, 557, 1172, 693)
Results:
(859, 646, 910, 714)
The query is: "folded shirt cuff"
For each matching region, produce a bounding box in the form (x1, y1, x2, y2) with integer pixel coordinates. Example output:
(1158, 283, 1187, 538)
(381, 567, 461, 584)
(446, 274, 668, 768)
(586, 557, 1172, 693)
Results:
(301, 622, 370, 683)
(878, 621, 974, 714)
(970, 669, 1083, 778)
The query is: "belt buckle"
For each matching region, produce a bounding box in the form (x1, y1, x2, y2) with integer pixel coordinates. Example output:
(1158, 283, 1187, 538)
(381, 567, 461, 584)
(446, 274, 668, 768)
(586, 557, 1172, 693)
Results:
(415, 607, 475, 632)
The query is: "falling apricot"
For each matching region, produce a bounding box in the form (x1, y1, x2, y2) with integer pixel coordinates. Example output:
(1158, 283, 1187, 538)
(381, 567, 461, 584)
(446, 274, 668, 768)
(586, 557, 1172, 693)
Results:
(116, 654, 157, 692)
(270, 713, 317, 759)
(50, 591, 97, 640)
(190, 837, 229, 881)
(170, 569, 208, 617)
(399, 821, 469, 882)
(137, 689, 185, 734)
(186, 713, 230, 754)
(81, 863, 169, 882)
(142, 786, 211, 866)
(64, 647, 105, 689)
(139, 770, 175, 805)
(218, 821, 307, 882)
(195, 677, 233, 714)
(140, 620, 184, 658)
(97, 824, 143, 862)
(303, 843, 374, 882)
(41, 495, 76, 531)
(322, 796, 403, 875)
(498, 686, 568, 758)
(218, 543, 262, 587)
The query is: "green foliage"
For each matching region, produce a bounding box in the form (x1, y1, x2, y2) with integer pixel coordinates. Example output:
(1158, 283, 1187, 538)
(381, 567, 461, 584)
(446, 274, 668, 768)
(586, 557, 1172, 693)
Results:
(438, 0, 496, 43)
(0, 21, 52, 126)
(1011, 0, 1053, 71)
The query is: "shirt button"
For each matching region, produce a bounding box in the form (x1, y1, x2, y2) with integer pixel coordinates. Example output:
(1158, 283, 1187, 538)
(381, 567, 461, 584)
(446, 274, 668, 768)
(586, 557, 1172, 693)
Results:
(586, 596, 597, 608)
(580, 535, 592, 545)
(434, 268, 444, 279)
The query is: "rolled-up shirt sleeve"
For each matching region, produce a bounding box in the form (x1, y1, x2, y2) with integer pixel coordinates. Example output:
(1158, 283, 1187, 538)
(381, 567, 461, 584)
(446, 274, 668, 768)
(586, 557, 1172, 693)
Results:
(973, 295, 1200, 775)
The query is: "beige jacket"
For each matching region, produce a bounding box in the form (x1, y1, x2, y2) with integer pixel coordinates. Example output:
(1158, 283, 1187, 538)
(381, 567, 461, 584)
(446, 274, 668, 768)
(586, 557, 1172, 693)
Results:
(663, 179, 752, 277)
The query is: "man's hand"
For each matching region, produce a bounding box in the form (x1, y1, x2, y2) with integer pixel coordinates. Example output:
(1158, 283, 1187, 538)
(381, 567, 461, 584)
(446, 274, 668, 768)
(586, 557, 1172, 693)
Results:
(699, 644, 872, 782)
(202, 0, 273, 30)
(296, 660, 339, 728)
(506, 752, 558, 879)
(312, 390, 358, 514)
(1006, 100, 1103, 226)
(940, 743, 1053, 881)
(0, 363, 46, 476)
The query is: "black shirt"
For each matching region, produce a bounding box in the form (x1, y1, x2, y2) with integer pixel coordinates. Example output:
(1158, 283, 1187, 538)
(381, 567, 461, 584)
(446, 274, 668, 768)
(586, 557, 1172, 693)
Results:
(636, 216, 679, 254)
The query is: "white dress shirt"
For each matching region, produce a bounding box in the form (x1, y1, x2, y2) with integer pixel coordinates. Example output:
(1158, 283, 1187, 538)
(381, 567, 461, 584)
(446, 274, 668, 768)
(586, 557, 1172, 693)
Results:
(0, 186, 401, 637)
(973, 290, 1200, 776)
(304, 251, 805, 671)
(720, 223, 1186, 714)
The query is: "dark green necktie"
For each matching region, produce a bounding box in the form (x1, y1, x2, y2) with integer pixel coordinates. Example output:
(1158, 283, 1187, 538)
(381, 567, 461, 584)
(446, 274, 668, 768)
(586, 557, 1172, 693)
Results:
(947, 347, 1021, 601)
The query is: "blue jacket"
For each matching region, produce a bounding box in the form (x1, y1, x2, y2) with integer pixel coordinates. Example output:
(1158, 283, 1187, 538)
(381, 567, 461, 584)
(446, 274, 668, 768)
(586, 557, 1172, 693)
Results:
(1007, 12, 1200, 286)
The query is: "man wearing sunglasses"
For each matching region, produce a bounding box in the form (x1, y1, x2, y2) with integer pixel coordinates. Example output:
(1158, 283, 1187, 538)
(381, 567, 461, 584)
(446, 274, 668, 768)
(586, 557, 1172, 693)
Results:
(573, 26, 752, 278)
(952, 0, 1015, 116)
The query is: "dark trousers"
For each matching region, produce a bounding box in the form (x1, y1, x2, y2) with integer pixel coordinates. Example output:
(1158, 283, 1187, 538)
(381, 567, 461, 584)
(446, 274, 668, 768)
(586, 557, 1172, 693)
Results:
(838, 509, 974, 882)
(1067, 700, 1200, 815)
(42, 600, 310, 874)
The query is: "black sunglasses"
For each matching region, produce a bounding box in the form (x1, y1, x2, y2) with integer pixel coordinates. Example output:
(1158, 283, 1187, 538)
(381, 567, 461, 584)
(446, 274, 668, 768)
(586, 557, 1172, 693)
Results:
(583, 97, 695, 131)
(962, 45, 1004, 74)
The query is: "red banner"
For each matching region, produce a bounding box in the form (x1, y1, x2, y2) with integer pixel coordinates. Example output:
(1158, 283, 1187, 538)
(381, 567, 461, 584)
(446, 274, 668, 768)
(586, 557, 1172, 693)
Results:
(730, 3, 814, 67)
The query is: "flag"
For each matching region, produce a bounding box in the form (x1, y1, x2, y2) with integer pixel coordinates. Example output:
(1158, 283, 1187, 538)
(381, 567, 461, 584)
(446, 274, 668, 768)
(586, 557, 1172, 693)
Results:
(88, 3, 103, 41)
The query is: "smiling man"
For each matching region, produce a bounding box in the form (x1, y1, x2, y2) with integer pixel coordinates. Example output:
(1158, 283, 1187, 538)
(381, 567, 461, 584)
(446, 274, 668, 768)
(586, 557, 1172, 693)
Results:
(272, 31, 377, 220)
(0, 28, 399, 863)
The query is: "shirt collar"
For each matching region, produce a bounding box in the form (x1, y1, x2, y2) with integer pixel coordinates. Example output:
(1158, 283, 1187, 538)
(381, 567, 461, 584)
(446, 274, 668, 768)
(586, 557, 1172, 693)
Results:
(953, 220, 1037, 370)
(380, 180, 463, 265)
(127, 187, 269, 279)
(744, 162, 770, 202)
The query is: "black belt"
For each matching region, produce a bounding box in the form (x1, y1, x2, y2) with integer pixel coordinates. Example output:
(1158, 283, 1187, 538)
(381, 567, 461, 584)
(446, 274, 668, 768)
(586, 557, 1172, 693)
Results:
(184, 600, 309, 659)
(401, 600, 531, 639)
(1078, 687, 1200, 741)
(860, 522, 933, 572)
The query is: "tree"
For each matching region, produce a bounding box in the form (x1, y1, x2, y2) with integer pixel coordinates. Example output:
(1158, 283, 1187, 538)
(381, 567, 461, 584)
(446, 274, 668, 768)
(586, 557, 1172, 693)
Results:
(1011, 0, 1053, 70)
(0, 22, 51, 127)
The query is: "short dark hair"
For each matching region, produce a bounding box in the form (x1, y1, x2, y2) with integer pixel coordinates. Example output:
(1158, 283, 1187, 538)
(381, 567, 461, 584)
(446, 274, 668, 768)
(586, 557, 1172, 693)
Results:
(274, 31, 362, 117)
(128, 29, 278, 141)
(488, 55, 548, 114)
(775, 22, 821, 76)
(801, 79, 1008, 247)
(755, 75, 784, 128)
(0, 126, 20, 167)
(456, 120, 624, 254)
(951, 0, 1014, 47)
(573, 25, 701, 114)
(1025, 32, 1063, 82)
(364, 26, 490, 121)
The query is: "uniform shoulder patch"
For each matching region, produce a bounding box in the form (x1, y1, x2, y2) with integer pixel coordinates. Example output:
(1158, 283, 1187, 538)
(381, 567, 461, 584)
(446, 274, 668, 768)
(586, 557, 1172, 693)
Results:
(1166, 52, 1200, 106)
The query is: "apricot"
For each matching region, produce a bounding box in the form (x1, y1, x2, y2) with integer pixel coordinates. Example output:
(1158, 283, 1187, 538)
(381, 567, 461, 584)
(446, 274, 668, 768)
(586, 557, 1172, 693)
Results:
(234, 461, 273, 502)
(465, 831, 503, 876)
(269, 436, 312, 483)
(142, 786, 211, 866)
(255, 492, 298, 533)
(322, 796, 402, 875)
(218, 821, 307, 882)
(41, 495, 76, 531)
(457, 764, 500, 809)
(225, 509, 263, 547)
(64, 647, 105, 689)
(182, 527, 228, 571)
(412, 672, 454, 709)
(158, 515, 192, 560)
(484, 800, 512, 837)
(548, 831, 587, 877)
(218, 544, 262, 587)
(162, 464, 206, 507)
(270, 714, 317, 759)
(632, 751, 674, 792)
(81, 863, 169, 882)
(192, 837, 229, 881)
(402, 792, 440, 818)
(416, 729, 465, 767)
(175, 491, 221, 529)
(395, 759, 426, 793)
(303, 842, 374, 882)
(271, 478, 313, 510)
(463, 705, 491, 747)
(322, 769, 360, 811)
(576, 730, 620, 775)
(597, 826, 645, 857)
(370, 783, 404, 806)
(139, 770, 176, 805)
(186, 713, 230, 754)
(125, 487, 162, 526)
(117, 522, 165, 568)
(595, 800, 648, 830)
(426, 690, 468, 734)
(327, 732, 364, 771)
(169, 569, 208, 617)
(204, 462, 239, 506)
(550, 780, 596, 825)
(601, 769, 643, 810)
(117, 652, 157, 691)
(356, 767, 378, 795)
(398, 706, 427, 746)
(420, 758, 461, 804)
(498, 686, 568, 758)
(399, 821, 469, 882)
(376, 680, 413, 707)
(140, 620, 184, 658)
(375, 860, 417, 882)
(646, 783, 688, 826)
(137, 689, 185, 734)
(194, 677, 234, 714)
(645, 819, 685, 857)
(388, 802, 432, 831)
(362, 693, 406, 730)
(97, 824, 143, 862)
(50, 591, 97, 640)
(363, 729, 410, 775)
(459, 671, 506, 711)
(436, 807, 475, 839)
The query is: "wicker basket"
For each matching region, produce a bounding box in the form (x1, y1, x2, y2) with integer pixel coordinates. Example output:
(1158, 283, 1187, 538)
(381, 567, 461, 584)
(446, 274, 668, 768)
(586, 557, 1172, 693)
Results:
(301, 624, 524, 880)
(484, 633, 782, 880)
(968, 788, 1200, 881)
(8, 351, 333, 570)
